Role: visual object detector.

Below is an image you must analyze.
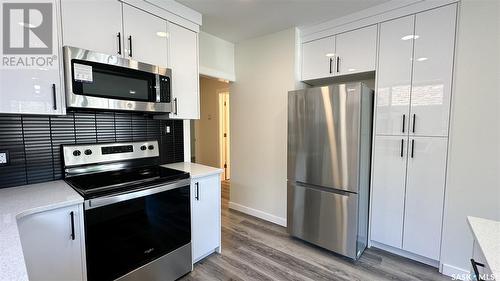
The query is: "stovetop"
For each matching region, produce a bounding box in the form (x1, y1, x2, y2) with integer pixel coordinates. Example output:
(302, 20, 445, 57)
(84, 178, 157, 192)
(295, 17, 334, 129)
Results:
(65, 165, 189, 199)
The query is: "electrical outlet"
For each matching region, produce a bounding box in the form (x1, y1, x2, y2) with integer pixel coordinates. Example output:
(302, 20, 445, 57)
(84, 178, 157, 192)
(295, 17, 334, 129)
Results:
(0, 151, 8, 166)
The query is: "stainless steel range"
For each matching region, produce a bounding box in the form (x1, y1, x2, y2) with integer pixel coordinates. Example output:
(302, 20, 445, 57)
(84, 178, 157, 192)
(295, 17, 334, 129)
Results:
(62, 140, 192, 281)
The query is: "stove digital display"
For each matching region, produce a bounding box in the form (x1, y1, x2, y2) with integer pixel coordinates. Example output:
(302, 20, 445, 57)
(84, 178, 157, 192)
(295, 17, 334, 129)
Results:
(102, 145, 134, 155)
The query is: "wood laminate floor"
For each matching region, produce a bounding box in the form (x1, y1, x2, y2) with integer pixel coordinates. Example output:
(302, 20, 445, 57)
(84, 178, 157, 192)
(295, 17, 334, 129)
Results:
(181, 181, 449, 281)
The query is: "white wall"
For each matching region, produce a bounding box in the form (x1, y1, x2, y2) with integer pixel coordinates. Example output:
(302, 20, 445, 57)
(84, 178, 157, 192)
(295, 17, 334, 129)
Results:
(199, 31, 235, 81)
(229, 28, 299, 226)
(440, 0, 500, 276)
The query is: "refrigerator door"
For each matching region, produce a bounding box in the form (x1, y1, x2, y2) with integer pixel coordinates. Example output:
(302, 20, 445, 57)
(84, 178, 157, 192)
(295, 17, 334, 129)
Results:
(288, 84, 362, 193)
(287, 181, 358, 259)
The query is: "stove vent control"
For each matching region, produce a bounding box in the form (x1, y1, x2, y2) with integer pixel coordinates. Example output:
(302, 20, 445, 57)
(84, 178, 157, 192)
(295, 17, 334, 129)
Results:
(140, 145, 147, 151)
(84, 149, 92, 155)
(148, 145, 154, 150)
(73, 150, 81, 156)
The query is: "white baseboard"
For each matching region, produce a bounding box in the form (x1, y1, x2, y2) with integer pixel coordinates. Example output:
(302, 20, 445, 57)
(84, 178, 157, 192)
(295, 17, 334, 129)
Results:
(228, 201, 287, 227)
(370, 240, 439, 268)
(440, 263, 470, 280)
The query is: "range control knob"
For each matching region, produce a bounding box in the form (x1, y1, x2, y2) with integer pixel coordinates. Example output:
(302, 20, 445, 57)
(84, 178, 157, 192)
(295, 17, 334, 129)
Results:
(140, 145, 147, 151)
(148, 145, 154, 150)
(73, 150, 81, 156)
(84, 149, 92, 155)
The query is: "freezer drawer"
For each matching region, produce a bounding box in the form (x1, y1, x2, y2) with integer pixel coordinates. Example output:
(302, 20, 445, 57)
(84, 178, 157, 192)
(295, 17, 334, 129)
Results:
(287, 181, 360, 259)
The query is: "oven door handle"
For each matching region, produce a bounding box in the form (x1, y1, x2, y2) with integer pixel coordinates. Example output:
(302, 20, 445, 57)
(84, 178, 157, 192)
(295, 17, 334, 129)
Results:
(85, 178, 190, 210)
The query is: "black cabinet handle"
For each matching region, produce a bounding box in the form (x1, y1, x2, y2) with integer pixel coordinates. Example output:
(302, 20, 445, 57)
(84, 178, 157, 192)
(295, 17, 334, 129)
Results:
(336, 56, 340, 73)
(173, 98, 178, 115)
(412, 114, 416, 133)
(402, 114, 406, 133)
(195, 182, 199, 200)
(70, 211, 75, 240)
(128, 35, 133, 57)
(117, 32, 122, 55)
(329, 58, 333, 74)
(400, 139, 404, 158)
(52, 84, 57, 110)
(470, 259, 485, 281)
(411, 139, 415, 158)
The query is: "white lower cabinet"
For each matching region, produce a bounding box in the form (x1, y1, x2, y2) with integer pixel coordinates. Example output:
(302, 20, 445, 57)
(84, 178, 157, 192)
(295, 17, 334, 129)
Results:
(370, 136, 407, 248)
(191, 174, 221, 263)
(402, 137, 447, 260)
(17, 204, 85, 281)
(370, 136, 448, 261)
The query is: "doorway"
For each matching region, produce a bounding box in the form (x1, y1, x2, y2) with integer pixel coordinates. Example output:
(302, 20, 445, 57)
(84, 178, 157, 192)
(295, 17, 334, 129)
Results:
(219, 92, 230, 180)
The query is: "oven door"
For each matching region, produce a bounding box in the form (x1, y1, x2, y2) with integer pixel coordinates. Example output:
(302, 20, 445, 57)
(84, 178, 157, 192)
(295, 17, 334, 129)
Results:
(63, 46, 172, 113)
(84, 179, 191, 281)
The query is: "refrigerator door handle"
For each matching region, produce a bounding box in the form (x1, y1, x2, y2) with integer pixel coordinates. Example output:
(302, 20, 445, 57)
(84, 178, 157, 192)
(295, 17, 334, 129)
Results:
(295, 181, 355, 196)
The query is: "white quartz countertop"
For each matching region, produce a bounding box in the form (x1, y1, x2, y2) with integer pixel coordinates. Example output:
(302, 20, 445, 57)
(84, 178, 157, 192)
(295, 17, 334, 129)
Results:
(162, 162, 223, 179)
(0, 180, 83, 281)
(467, 216, 500, 278)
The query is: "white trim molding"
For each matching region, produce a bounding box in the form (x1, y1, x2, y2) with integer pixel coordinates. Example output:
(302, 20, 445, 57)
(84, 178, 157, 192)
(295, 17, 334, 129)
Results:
(370, 241, 440, 268)
(300, 0, 459, 43)
(228, 201, 287, 227)
(440, 263, 471, 280)
(200, 66, 236, 82)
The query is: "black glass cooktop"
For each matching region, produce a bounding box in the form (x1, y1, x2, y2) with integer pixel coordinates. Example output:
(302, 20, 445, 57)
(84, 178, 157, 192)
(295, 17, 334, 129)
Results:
(65, 165, 189, 199)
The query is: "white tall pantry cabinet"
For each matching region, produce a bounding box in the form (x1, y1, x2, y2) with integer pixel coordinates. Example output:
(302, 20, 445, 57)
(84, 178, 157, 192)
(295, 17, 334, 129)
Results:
(370, 4, 457, 261)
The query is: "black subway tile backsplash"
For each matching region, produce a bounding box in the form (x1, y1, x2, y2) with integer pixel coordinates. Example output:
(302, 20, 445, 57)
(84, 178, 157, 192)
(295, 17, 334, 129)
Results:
(0, 110, 184, 189)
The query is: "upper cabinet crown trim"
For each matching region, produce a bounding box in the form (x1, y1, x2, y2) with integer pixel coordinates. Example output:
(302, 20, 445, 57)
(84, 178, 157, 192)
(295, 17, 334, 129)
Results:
(300, 0, 458, 43)
(121, 0, 201, 32)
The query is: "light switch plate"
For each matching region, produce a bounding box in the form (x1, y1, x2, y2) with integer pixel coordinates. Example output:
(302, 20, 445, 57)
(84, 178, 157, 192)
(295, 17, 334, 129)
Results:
(0, 151, 8, 166)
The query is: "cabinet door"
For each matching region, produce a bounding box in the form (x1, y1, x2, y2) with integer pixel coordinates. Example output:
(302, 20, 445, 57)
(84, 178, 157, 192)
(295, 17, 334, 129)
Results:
(335, 25, 377, 76)
(0, 0, 64, 115)
(122, 4, 168, 67)
(169, 23, 200, 119)
(61, 0, 122, 55)
(301, 36, 335, 80)
(192, 175, 221, 262)
(17, 205, 85, 281)
(410, 4, 457, 137)
(370, 136, 408, 249)
(375, 16, 414, 136)
(403, 137, 447, 260)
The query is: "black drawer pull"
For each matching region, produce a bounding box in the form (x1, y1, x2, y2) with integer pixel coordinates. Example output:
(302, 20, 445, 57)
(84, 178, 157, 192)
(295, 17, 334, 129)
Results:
(470, 259, 485, 281)
(70, 211, 75, 240)
(195, 182, 199, 201)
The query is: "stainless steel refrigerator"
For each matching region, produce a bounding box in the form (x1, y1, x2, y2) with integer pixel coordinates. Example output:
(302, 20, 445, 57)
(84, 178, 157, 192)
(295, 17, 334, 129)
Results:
(287, 82, 373, 259)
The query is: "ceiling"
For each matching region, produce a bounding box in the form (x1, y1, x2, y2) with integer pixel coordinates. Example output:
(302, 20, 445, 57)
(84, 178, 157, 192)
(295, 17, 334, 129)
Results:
(176, 0, 390, 43)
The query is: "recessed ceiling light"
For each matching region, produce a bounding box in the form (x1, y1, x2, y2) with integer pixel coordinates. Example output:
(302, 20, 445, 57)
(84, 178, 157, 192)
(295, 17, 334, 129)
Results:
(417, 57, 428, 62)
(325, 53, 335, 57)
(348, 68, 356, 72)
(401, 35, 419, 41)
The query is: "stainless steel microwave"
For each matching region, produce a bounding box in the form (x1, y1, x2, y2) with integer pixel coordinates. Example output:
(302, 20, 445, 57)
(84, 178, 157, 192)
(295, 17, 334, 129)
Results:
(63, 46, 172, 113)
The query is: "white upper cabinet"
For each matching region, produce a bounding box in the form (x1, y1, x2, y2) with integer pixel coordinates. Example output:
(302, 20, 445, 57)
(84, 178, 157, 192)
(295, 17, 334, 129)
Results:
(0, 0, 64, 115)
(403, 137, 448, 260)
(410, 4, 457, 137)
(301, 36, 335, 80)
(168, 23, 199, 119)
(61, 0, 123, 55)
(375, 16, 414, 136)
(335, 25, 377, 76)
(370, 135, 407, 249)
(122, 4, 168, 67)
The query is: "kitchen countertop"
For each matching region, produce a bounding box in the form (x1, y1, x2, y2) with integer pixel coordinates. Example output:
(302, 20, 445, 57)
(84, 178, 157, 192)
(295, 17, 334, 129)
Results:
(0, 181, 83, 281)
(467, 216, 500, 278)
(162, 162, 223, 179)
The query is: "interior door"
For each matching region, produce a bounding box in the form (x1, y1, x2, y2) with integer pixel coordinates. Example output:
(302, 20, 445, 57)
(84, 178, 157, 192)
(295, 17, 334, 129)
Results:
(370, 135, 407, 249)
(409, 4, 457, 137)
(61, 0, 123, 55)
(403, 137, 447, 260)
(335, 25, 377, 76)
(301, 36, 335, 80)
(287, 85, 361, 193)
(375, 16, 414, 136)
(168, 22, 199, 119)
(122, 4, 168, 67)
